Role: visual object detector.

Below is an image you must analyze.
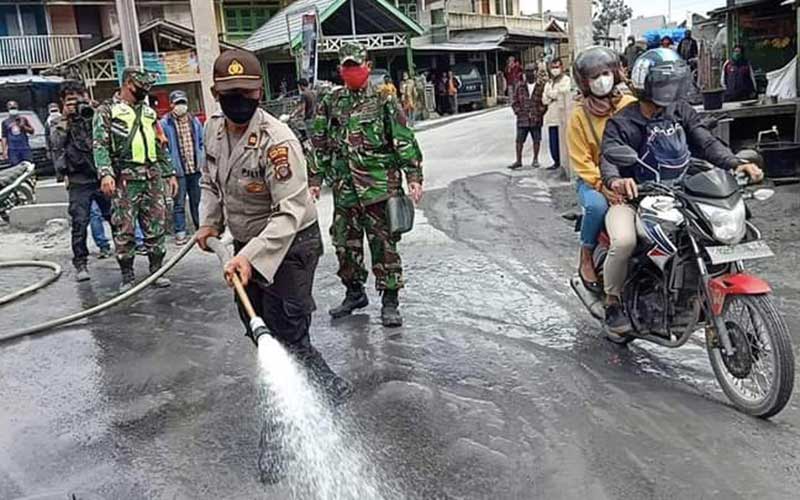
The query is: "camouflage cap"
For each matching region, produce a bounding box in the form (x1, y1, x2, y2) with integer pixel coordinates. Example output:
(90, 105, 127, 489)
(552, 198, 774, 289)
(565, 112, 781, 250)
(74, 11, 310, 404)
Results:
(339, 42, 367, 65)
(121, 66, 156, 91)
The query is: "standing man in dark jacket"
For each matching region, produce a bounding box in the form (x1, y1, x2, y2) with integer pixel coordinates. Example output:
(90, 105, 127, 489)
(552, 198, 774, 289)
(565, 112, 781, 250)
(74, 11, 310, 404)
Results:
(623, 36, 644, 72)
(677, 30, 698, 61)
(722, 45, 757, 102)
(51, 80, 112, 282)
(509, 64, 548, 169)
(677, 30, 699, 81)
(160, 90, 205, 245)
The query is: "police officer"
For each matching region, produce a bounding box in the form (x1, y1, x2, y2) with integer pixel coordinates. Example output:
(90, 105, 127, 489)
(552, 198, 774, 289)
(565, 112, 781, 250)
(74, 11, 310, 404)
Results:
(93, 67, 178, 292)
(195, 49, 351, 400)
(51, 79, 112, 282)
(311, 43, 424, 327)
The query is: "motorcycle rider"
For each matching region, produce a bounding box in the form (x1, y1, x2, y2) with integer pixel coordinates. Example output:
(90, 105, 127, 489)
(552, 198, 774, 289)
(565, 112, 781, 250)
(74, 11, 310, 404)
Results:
(566, 46, 636, 294)
(599, 48, 764, 335)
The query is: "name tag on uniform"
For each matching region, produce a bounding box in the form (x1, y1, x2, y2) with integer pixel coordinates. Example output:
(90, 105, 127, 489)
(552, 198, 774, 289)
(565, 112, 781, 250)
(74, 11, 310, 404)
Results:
(244, 181, 268, 193)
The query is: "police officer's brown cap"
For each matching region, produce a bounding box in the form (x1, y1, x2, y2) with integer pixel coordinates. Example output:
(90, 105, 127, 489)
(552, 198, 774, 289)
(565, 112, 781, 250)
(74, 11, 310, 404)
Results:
(213, 49, 263, 92)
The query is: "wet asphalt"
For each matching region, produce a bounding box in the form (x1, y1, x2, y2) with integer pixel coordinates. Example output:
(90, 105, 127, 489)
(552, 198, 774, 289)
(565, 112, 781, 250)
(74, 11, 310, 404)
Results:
(1, 108, 800, 499)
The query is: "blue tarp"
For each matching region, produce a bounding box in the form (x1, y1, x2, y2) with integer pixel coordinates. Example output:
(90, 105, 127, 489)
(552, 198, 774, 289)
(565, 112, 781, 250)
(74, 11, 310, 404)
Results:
(644, 28, 687, 49)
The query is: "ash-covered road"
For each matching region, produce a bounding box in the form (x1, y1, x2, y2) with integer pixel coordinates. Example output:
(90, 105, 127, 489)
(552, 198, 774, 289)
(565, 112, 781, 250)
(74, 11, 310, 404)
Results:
(1, 108, 799, 499)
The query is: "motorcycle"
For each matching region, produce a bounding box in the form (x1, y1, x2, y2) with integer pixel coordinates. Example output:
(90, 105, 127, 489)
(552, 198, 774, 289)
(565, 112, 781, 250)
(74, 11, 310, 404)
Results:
(0, 161, 36, 223)
(568, 145, 794, 418)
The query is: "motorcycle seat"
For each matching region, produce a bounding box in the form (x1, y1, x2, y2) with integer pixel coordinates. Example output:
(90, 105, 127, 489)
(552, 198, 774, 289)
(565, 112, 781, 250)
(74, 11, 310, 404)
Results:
(0, 165, 28, 188)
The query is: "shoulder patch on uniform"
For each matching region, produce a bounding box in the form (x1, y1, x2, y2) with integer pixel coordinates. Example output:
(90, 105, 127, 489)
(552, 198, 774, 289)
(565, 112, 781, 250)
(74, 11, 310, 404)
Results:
(268, 145, 292, 182)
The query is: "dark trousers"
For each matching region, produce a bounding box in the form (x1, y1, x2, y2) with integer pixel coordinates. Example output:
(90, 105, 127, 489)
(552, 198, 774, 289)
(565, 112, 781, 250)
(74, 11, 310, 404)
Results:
(448, 95, 458, 115)
(174, 171, 201, 234)
(8, 148, 32, 166)
(233, 223, 323, 347)
(68, 182, 111, 269)
(548, 126, 561, 166)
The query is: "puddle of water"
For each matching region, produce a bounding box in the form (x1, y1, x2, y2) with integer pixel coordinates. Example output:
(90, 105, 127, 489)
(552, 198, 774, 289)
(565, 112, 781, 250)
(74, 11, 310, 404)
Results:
(256, 335, 399, 499)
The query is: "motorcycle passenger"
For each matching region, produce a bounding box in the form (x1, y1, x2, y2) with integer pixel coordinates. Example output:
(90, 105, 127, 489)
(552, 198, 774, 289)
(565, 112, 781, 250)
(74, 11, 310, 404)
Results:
(599, 48, 764, 335)
(566, 46, 636, 294)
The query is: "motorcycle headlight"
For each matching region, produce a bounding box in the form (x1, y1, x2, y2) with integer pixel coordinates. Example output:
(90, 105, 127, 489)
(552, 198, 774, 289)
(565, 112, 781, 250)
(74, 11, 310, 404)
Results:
(697, 200, 746, 244)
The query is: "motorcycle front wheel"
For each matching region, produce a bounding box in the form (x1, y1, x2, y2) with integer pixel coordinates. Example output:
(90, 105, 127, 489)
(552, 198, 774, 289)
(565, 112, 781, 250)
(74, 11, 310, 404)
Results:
(706, 294, 794, 418)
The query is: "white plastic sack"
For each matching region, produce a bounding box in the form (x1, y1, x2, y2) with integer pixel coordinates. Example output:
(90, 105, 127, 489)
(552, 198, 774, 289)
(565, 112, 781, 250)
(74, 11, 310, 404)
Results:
(766, 57, 797, 100)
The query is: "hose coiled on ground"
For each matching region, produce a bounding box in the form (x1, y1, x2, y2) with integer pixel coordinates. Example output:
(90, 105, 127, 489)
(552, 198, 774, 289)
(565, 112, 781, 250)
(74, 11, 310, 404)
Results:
(0, 236, 198, 344)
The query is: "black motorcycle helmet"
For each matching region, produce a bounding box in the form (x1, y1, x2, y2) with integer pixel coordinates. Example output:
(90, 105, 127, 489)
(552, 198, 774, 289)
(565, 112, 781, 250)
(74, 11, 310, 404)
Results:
(629, 48, 690, 107)
(573, 45, 621, 96)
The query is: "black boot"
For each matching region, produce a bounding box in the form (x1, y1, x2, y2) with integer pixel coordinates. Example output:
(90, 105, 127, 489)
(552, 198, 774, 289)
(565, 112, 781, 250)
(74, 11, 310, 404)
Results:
(381, 290, 402, 327)
(148, 254, 171, 288)
(293, 343, 354, 405)
(118, 258, 135, 294)
(329, 284, 368, 318)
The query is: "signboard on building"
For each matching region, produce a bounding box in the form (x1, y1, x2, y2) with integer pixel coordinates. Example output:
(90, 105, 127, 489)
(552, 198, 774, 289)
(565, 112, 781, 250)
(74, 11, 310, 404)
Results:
(300, 12, 319, 84)
(114, 49, 200, 85)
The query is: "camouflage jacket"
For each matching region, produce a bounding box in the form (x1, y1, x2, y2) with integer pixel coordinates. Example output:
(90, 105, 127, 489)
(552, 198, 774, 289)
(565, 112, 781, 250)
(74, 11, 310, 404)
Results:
(310, 85, 423, 207)
(92, 100, 174, 181)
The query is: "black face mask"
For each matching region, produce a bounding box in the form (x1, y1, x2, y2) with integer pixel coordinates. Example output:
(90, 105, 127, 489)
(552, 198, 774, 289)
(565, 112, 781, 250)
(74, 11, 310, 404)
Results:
(219, 94, 259, 125)
(131, 85, 149, 102)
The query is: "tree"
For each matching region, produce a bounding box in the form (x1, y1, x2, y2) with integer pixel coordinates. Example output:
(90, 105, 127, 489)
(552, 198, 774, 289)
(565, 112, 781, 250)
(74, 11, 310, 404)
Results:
(593, 0, 633, 44)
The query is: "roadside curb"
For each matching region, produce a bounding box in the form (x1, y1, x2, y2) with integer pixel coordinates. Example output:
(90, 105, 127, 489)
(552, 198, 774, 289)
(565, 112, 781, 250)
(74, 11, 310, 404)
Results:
(414, 105, 509, 133)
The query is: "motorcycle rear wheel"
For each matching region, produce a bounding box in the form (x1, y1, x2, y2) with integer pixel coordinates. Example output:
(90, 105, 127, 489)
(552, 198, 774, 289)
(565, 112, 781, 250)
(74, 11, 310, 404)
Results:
(707, 294, 794, 418)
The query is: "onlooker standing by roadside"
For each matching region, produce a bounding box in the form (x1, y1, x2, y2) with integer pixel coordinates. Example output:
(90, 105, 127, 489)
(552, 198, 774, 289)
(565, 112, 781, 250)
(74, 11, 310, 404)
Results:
(678, 30, 699, 82)
(401, 71, 417, 126)
(1, 101, 34, 166)
(660, 36, 674, 50)
(505, 56, 523, 96)
(160, 90, 204, 245)
(508, 64, 548, 170)
(50, 80, 112, 281)
(446, 70, 460, 115)
(89, 200, 113, 259)
(623, 36, 644, 74)
(45, 102, 61, 164)
(291, 78, 316, 138)
(677, 30, 698, 61)
(378, 74, 398, 97)
(542, 58, 572, 171)
(722, 44, 757, 102)
(435, 72, 448, 115)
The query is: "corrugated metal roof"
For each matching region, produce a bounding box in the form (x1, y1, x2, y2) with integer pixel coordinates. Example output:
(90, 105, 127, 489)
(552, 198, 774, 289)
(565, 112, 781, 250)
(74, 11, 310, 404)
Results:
(243, 0, 342, 52)
(411, 29, 507, 52)
(244, 0, 424, 53)
(48, 19, 242, 69)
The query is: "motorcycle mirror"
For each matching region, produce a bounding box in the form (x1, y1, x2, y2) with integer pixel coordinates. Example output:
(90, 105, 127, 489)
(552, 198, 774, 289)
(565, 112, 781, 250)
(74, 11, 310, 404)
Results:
(753, 188, 775, 201)
(603, 145, 639, 167)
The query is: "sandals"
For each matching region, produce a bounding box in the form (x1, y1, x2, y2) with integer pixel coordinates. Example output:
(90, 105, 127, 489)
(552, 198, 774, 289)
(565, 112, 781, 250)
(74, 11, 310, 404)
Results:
(578, 266, 603, 295)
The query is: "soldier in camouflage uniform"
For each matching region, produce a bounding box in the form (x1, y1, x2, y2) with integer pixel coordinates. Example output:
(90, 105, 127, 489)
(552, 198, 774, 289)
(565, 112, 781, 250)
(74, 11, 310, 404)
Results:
(94, 67, 178, 292)
(311, 43, 424, 327)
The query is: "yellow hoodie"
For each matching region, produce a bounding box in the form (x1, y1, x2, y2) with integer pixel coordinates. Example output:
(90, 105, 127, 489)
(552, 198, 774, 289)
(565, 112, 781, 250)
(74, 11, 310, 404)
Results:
(566, 94, 637, 190)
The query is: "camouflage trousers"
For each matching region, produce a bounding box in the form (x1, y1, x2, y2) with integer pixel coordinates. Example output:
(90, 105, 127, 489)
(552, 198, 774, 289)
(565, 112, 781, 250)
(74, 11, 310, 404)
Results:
(331, 200, 403, 291)
(111, 176, 167, 261)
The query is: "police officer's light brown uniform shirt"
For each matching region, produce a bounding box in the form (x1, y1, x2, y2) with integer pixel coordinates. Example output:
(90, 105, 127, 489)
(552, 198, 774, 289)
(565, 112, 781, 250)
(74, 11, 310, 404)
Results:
(199, 108, 318, 282)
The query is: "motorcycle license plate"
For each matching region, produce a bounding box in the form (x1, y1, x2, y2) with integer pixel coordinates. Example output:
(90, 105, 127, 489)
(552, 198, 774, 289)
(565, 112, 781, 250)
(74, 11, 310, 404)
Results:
(706, 240, 774, 265)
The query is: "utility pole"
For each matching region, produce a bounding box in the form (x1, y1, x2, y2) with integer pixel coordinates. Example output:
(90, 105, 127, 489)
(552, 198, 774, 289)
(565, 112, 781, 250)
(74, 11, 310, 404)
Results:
(567, 0, 593, 57)
(539, 0, 544, 30)
(190, 0, 221, 115)
(115, 0, 143, 67)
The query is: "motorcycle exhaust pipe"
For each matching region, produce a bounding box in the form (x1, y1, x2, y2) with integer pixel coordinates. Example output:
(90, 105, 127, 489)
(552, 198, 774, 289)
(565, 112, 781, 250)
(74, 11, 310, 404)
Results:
(206, 236, 270, 344)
